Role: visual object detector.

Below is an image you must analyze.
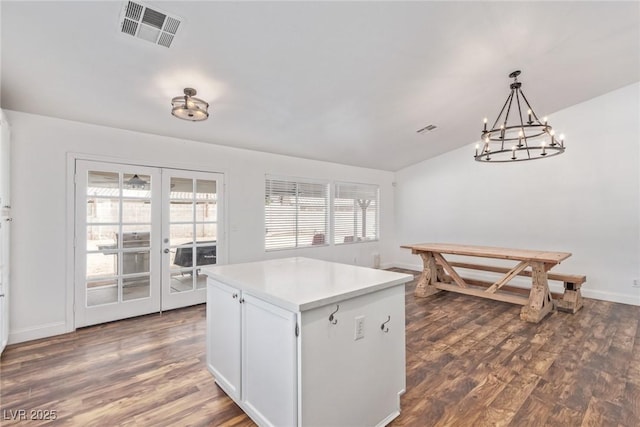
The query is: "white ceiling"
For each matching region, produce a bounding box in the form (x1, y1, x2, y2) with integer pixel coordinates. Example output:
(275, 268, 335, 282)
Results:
(1, 1, 639, 171)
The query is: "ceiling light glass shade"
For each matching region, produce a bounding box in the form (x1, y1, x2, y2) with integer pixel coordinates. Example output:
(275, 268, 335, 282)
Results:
(171, 88, 209, 121)
(475, 70, 565, 162)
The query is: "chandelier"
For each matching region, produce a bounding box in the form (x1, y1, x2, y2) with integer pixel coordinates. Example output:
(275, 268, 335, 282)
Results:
(475, 70, 565, 162)
(171, 88, 209, 122)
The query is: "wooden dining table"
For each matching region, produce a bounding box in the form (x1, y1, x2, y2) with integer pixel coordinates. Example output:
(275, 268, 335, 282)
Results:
(401, 243, 572, 323)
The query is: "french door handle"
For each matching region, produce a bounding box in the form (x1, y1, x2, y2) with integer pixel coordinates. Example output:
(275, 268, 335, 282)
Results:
(163, 248, 170, 254)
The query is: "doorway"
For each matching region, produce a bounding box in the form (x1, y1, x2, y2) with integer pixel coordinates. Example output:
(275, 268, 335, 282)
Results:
(74, 160, 223, 327)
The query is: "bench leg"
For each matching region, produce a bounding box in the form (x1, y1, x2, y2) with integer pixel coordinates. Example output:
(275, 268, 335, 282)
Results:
(415, 252, 441, 298)
(556, 282, 583, 313)
(520, 262, 555, 323)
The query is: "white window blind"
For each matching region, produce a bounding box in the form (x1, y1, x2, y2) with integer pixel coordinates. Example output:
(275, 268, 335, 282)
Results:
(333, 182, 379, 244)
(265, 178, 329, 251)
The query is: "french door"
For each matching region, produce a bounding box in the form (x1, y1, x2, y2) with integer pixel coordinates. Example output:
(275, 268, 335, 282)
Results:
(74, 160, 223, 327)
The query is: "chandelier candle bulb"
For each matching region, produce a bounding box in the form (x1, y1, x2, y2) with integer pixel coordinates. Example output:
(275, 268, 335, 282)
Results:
(475, 144, 479, 156)
(541, 142, 547, 156)
(511, 146, 517, 160)
(483, 118, 487, 132)
(527, 109, 532, 123)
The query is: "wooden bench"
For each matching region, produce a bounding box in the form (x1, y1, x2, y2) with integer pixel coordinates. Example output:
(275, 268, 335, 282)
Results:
(436, 260, 586, 313)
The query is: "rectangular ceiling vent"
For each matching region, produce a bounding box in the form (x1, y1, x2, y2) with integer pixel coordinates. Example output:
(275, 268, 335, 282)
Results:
(416, 124, 437, 134)
(119, 1, 181, 48)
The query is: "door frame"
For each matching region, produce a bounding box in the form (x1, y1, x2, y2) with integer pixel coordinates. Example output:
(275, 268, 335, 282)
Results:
(65, 153, 227, 332)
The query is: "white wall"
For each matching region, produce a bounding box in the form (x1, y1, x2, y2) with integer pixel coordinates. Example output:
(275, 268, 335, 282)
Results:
(6, 111, 395, 343)
(394, 83, 640, 306)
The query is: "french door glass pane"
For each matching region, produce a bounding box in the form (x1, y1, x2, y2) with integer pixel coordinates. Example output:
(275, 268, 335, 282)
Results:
(195, 243, 217, 266)
(170, 177, 193, 197)
(122, 250, 150, 275)
(170, 202, 194, 222)
(196, 273, 206, 290)
(196, 202, 216, 221)
(196, 223, 217, 241)
(170, 270, 194, 293)
(121, 225, 151, 239)
(196, 179, 216, 197)
(87, 198, 119, 223)
(87, 253, 117, 278)
(170, 224, 193, 246)
(88, 171, 119, 191)
(122, 199, 151, 222)
(87, 279, 118, 306)
(123, 276, 150, 301)
(122, 173, 151, 198)
(87, 225, 118, 250)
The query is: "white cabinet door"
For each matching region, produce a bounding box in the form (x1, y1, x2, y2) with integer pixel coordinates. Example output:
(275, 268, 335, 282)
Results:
(242, 294, 297, 427)
(207, 279, 241, 400)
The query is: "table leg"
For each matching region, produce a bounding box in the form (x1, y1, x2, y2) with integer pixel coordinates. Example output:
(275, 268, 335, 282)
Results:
(415, 252, 441, 298)
(436, 265, 451, 283)
(520, 261, 555, 323)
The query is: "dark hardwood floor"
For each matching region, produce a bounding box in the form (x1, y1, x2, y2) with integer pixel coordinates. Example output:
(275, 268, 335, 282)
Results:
(1, 271, 638, 426)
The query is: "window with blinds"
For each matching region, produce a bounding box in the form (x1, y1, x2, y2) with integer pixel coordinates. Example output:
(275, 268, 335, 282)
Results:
(265, 178, 329, 251)
(333, 182, 379, 244)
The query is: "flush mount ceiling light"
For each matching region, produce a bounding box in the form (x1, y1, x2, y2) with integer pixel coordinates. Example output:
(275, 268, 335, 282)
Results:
(475, 70, 566, 162)
(171, 88, 209, 122)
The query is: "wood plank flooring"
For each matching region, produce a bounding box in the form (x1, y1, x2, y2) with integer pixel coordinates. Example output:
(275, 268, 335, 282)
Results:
(1, 270, 638, 426)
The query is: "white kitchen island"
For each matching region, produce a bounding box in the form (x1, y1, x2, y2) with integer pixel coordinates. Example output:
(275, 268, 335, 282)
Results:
(203, 257, 413, 427)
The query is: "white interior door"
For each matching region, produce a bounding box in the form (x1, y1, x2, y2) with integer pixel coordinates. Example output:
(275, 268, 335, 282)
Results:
(162, 169, 223, 310)
(75, 161, 224, 327)
(75, 161, 161, 327)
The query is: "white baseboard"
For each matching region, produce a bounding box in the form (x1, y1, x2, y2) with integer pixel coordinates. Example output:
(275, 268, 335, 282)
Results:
(390, 263, 640, 307)
(393, 262, 422, 272)
(582, 289, 640, 306)
(8, 321, 69, 345)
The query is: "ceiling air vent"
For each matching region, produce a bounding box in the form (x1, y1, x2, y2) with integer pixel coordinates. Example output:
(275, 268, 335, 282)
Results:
(416, 124, 437, 134)
(119, 1, 181, 48)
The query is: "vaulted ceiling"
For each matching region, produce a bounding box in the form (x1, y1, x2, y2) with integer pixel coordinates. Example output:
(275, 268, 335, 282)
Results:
(2, 1, 639, 171)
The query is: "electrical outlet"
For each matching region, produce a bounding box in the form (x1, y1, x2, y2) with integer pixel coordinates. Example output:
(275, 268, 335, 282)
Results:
(633, 279, 640, 288)
(354, 316, 365, 340)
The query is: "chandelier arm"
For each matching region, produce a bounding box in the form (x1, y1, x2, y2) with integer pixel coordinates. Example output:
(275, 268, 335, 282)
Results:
(518, 91, 541, 125)
(499, 90, 516, 151)
(490, 90, 513, 132)
(514, 89, 533, 159)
